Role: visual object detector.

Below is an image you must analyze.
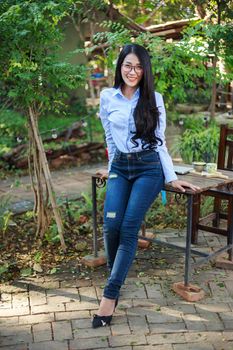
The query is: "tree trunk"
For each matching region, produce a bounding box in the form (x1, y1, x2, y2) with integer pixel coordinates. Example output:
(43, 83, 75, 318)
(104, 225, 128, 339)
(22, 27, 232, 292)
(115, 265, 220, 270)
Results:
(209, 56, 217, 119)
(28, 106, 66, 251)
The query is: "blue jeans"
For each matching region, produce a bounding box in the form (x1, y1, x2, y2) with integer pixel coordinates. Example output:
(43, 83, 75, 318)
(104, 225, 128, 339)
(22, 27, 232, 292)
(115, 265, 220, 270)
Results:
(103, 149, 164, 300)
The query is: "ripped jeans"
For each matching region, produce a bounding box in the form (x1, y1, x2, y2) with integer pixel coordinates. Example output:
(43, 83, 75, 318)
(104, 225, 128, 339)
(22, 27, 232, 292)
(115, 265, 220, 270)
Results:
(103, 149, 164, 300)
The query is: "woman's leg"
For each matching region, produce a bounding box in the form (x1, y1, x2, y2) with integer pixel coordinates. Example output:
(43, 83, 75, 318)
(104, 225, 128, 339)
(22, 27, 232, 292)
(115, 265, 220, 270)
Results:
(103, 171, 164, 300)
(103, 172, 132, 271)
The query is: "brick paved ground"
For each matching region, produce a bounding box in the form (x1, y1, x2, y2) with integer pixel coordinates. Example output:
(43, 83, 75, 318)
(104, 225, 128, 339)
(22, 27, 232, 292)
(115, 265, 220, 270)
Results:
(0, 228, 233, 350)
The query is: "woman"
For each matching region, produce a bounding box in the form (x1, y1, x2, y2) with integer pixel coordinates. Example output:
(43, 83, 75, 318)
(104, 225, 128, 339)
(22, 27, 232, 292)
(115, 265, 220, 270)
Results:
(92, 44, 199, 328)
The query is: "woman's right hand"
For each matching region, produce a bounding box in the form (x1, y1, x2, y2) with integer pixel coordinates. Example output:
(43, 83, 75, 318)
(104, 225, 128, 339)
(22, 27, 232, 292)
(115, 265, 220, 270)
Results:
(96, 170, 108, 180)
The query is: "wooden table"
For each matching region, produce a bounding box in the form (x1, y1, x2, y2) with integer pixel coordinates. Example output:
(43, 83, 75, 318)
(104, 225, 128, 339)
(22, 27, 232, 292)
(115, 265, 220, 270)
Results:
(91, 167, 233, 300)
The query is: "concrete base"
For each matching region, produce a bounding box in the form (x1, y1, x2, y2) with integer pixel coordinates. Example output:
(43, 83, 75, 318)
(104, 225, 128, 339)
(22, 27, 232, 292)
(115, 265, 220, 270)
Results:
(172, 282, 205, 302)
(138, 232, 155, 249)
(81, 250, 106, 267)
(215, 257, 233, 270)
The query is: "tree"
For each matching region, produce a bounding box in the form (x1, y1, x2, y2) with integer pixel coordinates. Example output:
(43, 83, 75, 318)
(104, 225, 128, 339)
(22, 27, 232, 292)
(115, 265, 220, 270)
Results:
(92, 21, 214, 105)
(190, 0, 233, 117)
(0, 1, 87, 249)
(111, 0, 196, 25)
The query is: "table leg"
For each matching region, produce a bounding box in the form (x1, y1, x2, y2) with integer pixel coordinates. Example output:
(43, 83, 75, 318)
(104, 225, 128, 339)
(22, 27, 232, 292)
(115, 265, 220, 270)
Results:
(92, 176, 98, 258)
(184, 194, 193, 286)
(227, 197, 233, 261)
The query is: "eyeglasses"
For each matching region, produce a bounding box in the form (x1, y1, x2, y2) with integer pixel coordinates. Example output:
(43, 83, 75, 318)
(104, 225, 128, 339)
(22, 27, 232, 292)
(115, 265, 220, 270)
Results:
(121, 63, 143, 75)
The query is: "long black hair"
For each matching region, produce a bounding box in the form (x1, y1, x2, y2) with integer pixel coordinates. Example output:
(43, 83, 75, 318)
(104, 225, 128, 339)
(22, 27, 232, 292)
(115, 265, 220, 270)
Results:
(114, 43, 162, 149)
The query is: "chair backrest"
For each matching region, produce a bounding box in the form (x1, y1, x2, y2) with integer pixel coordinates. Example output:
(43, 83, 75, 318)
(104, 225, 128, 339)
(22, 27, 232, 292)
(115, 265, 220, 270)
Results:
(218, 124, 233, 170)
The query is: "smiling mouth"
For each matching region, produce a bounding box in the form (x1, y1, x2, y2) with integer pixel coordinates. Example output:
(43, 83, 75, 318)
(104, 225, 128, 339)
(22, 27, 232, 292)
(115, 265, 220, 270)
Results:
(127, 77, 138, 82)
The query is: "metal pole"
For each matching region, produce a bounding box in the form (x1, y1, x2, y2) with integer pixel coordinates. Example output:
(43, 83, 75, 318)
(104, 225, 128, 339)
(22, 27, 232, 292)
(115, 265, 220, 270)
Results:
(184, 194, 193, 286)
(92, 176, 98, 257)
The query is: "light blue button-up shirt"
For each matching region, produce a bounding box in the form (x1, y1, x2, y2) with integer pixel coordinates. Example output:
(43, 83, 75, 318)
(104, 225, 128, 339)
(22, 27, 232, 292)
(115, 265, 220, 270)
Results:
(99, 87, 177, 183)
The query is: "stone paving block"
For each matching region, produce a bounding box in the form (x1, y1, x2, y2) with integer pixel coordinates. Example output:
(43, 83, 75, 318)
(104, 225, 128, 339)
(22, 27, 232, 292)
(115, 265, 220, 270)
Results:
(222, 321, 233, 329)
(47, 288, 79, 304)
(169, 303, 197, 314)
(56, 310, 90, 321)
(149, 322, 187, 334)
(70, 336, 109, 349)
(0, 293, 11, 301)
(197, 311, 222, 322)
(0, 301, 11, 309)
(29, 340, 69, 350)
(109, 334, 147, 347)
(39, 281, 60, 289)
(29, 290, 47, 306)
(73, 326, 110, 339)
(0, 316, 18, 325)
(0, 334, 32, 347)
(145, 285, 164, 299)
(71, 318, 92, 329)
(47, 287, 78, 297)
(133, 345, 173, 350)
(97, 348, 131, 350)
(19, 312, 54, 325)
(218, 311, 233, 324)
(47, 294, 77, 304)
(78, 286, 97, 300)
(132, 298, 165, 308)
(111, 322, 131, 336)
(60, 279, 92, 288)
(195, 302, 231, 313)
(184, 331, 223, 343)
(117, 298, 133, 309)
(222, 330, 233, 341)
(31, 303, 65, 314)
(146, 332, 186, 345)
(0, 283, 28, 294)
(212, 342, 233, 350)
(65, 300, 98, 311)
(110, 315, 129, 325)
(146, 309, 182, 324)
(0, 345, 28, 350)
(12, 293, 29, 308)
(32, 322, 52, 342)
(184, 320, 207, 331)
(128, 315, 149, 334)
(208, 282, 230, 299)
(0, 307, 29, 317)
(204, 321, 225, 331)
(95, 286, 104, 299)
(173, 343, 214, 350)
(0, 324, 31, 337)
(120, 286, 147, 299)
(52, 320, 73, 341)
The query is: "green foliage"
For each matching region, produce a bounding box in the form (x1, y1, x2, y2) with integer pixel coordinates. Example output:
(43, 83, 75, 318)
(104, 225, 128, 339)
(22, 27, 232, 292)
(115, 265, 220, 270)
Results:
(0, 109, 27, 155)
(112, 0, 195, 25)
(45, 223, 60, 244)
(0, 0, 87, 114)
(175, 121, 219, 163)
(92, 10, 233, 106)
(0, 195, 12, 235)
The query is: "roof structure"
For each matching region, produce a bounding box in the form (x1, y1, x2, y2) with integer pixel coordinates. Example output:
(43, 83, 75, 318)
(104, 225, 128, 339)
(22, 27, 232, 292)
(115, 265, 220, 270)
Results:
(107, 4, 199, 40)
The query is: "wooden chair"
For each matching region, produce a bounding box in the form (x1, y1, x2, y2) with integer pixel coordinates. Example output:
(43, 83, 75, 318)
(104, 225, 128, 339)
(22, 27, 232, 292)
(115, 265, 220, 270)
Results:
(191, 124, 233, 250)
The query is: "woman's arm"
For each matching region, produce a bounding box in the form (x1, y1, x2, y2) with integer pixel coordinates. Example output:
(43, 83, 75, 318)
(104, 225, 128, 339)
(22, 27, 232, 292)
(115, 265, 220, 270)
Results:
(155, 93, 199, 192)
(99, 90, 116, 172)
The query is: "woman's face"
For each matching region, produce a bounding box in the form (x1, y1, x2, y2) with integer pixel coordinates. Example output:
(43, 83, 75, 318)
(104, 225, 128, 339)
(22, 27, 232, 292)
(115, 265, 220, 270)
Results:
(121, 53, 143, 89)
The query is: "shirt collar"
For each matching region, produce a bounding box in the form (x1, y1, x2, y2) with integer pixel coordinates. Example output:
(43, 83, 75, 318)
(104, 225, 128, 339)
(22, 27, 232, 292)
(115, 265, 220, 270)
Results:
(113, 86, 140, 98)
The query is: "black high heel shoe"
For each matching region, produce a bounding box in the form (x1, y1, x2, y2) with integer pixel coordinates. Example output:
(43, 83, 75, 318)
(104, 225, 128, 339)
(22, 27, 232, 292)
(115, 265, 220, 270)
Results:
(92, 298, 119, 329)
(92, 314, 112, 328)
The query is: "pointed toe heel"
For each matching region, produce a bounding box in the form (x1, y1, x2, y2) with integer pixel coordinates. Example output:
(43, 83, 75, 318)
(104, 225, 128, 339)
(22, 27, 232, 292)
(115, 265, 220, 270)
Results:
(92, 314, 112, 328)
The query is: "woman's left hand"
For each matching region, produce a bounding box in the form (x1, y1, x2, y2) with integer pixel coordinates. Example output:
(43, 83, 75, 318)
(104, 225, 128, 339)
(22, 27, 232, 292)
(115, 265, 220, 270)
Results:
(169, 180, 200, 193)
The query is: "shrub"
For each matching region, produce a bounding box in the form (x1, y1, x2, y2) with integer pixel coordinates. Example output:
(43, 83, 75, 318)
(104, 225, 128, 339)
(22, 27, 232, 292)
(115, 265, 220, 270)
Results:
(173, 118, 219, 164)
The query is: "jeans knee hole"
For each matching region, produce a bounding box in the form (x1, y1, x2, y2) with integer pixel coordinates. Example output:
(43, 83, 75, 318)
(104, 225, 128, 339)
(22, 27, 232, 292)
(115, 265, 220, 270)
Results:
(106, 212, 116, 218)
